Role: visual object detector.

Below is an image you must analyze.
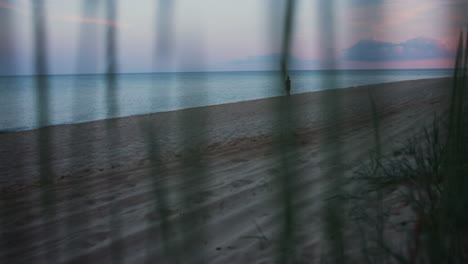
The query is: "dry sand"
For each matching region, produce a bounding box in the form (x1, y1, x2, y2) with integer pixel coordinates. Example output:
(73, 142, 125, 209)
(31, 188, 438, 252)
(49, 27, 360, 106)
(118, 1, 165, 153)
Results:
(0, 78, 452, 263)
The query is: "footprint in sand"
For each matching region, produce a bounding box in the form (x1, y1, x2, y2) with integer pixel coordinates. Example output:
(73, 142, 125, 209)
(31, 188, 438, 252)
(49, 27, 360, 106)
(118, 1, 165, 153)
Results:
(231, 179, 254, 188)
(126, 182, 137, 188)
(231, 158, 248, 163)
(83, 231, 109, 248)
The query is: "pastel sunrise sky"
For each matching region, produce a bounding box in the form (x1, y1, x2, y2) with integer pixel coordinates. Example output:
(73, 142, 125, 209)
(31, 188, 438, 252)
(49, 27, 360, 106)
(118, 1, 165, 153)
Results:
(0, 0, 466, 75)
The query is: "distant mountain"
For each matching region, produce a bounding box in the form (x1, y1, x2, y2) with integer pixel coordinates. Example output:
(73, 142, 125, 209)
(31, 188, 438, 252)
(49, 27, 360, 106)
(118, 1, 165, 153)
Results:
(212, 54, 320, 71)
(342, 37, 454, 61)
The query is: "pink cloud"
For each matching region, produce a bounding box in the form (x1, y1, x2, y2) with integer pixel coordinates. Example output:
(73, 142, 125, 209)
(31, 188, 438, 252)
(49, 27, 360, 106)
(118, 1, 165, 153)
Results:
(0, 1, 27, 15)
(0, 1, 128, 28)
(59, 15, 130, 28)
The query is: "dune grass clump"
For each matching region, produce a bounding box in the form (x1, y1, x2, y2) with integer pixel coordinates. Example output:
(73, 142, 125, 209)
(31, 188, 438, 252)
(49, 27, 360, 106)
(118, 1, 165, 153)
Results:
(348, 31, 468, 264)
(352, 120, 467, 263)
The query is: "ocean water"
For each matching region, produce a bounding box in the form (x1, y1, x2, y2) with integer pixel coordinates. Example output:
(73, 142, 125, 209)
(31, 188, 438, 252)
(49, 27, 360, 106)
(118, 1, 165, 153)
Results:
(0, 69, 453, 132)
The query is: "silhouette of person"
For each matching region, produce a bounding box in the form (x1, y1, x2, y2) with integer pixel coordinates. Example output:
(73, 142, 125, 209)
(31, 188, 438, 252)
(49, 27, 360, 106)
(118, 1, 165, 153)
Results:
(285, 75, 291, 96)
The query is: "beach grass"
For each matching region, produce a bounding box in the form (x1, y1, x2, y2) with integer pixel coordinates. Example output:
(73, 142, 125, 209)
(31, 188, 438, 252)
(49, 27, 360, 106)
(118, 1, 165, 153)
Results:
(346, 31, 467, 264)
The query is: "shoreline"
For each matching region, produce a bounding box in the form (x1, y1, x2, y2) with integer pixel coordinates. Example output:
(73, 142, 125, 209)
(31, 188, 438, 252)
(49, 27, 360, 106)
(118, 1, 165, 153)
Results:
(0, 77, 451, 187)
(0, 77, 452, 134)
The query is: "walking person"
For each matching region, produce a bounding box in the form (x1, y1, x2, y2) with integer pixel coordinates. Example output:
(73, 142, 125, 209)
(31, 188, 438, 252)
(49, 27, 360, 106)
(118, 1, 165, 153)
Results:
(285, 74, 291, 96)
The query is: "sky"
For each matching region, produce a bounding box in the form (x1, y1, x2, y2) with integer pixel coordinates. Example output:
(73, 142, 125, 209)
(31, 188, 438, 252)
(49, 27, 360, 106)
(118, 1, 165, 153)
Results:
(0, 0, 466, 75)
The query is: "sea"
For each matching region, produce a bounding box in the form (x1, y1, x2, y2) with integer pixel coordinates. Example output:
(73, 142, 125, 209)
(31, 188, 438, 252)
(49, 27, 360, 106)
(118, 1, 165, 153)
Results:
(0, 69, 453, 132)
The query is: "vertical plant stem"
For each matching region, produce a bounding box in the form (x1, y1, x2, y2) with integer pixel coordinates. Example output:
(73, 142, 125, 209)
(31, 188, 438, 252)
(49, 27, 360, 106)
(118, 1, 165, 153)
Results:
(143, 2, 176, 262)
(274, 1, 299, 263)
(32, 1, 59, 262)
(105, 1, 123, 262)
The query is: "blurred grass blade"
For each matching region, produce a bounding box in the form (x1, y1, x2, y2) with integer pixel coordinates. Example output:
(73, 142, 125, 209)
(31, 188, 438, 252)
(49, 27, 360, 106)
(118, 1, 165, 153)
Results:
(104, 0, 123, 262)
(142, 0, 177, 262)
(273, 1, 300, 263)
(316, 1, 346, 262)
(32, 0, 59, 262)
(65, 0, 99, 260)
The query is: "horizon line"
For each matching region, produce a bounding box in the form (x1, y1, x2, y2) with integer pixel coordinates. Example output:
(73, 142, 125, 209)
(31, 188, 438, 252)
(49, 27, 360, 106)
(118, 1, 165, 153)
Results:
(0, 67, 456, 77)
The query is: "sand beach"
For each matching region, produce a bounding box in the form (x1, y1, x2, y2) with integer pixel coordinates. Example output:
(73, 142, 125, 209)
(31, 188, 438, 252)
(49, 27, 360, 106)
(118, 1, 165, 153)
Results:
(0, 78, 452, 263)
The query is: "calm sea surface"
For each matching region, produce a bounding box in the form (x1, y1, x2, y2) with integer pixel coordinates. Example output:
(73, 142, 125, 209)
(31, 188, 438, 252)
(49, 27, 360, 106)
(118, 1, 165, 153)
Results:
(0, 69, 453, 131)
